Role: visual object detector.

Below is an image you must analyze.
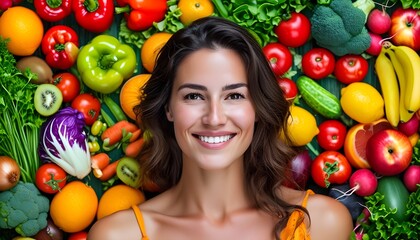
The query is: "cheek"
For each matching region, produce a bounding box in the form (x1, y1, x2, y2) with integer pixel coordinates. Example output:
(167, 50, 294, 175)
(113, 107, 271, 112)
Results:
(228, 104, 256, 128)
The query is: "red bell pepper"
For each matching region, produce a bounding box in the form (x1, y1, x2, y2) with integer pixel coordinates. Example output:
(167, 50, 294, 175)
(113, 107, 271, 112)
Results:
(72, 0, 114, 33)
(115, 0, 167, 31)
(34, 0, 72, 22)
(41, 25, 80, 70)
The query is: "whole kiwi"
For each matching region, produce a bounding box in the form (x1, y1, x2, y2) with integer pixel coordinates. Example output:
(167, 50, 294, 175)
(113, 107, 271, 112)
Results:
(16, 56, 53, 84)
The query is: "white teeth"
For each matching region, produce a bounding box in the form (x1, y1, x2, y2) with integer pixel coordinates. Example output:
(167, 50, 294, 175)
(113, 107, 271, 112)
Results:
(199, 135, 232, 144)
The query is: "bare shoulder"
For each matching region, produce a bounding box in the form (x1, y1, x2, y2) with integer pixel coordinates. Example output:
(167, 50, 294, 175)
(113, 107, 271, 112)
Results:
(306, 193, 354, 240)
(88, 208, 141, 240)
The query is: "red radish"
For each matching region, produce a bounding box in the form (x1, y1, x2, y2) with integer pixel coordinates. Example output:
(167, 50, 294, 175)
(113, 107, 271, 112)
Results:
(366, 32, 383, 56)
(403, 165, 420, 192)
(367, 9, 391, 35)
(398, 114, 420, 136)
(349, 169, 378, 197)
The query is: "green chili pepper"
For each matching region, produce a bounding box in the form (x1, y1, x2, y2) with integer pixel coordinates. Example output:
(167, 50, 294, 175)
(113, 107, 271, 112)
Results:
(77, 35, 137, 94)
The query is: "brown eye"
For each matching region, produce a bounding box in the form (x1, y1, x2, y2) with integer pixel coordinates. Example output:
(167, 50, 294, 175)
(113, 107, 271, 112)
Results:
(184, 93, 203, 100)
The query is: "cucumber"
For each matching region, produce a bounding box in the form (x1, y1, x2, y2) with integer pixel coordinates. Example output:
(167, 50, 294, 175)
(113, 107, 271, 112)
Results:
(376, 176, 410, 222)
(296, 76, 342, 119)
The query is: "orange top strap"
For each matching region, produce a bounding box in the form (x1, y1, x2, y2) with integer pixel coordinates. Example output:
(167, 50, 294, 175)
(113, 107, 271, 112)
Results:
(279, 189, 314, 240)
(132, 205, 150, 240)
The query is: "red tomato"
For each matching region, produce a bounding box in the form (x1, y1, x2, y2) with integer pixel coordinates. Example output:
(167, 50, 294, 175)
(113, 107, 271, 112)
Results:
(35, 163, 67, 194)
(317, 120, 347, 151)
(274, 12, 311, 48)
(301, 48, 335, 80)
(311, 150, 352, 188)
(334, 54, 369, 84)
(71, 93, 101, 126)
(262, 42, 293, 76)
(277, 77, 298, 100)
(68, 231, 88, 240)
(52, 72, 81, 102)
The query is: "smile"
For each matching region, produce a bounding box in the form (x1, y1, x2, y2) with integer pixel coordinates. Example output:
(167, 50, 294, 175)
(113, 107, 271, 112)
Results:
(197, 135, 235, 144)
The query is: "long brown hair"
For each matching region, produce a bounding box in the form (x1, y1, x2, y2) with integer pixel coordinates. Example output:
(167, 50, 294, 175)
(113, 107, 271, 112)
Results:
(134, 16, 307, 239)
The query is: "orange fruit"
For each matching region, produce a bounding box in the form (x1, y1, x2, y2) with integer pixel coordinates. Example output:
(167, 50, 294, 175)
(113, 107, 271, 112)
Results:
(178, 0, 215, 26)
(97, 184, 145, 219)
(0, 6, 44, 56)
(120, 74, 151, 120)
(50, 181, 98, 233)
(344, 118, 393, 169)
(141, 32, 172, 73)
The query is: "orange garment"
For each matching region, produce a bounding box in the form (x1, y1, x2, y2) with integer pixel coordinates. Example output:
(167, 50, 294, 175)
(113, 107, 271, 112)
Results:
(279, 189, 314, 240)
(131, 189, 314, 240)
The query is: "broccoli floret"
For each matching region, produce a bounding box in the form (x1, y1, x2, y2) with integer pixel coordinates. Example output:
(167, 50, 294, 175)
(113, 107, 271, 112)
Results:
(0, 181, 50, 237)
(310, 0, 372, 56)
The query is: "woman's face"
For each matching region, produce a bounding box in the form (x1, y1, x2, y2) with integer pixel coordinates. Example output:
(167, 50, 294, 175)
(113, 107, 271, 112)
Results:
(167, 48, 256, 170)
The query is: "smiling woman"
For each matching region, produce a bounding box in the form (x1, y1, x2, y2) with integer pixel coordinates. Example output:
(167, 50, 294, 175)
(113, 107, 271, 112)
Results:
(87, 16, 353, 240)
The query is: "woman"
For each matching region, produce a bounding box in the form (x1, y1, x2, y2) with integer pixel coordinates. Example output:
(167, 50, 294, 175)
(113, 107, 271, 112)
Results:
(88, 17, 353, 240)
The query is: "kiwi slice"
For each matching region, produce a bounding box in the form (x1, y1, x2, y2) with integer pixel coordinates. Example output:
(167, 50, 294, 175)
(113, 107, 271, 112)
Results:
(116, 157, 142, 188)
(34, 84, 63, 117)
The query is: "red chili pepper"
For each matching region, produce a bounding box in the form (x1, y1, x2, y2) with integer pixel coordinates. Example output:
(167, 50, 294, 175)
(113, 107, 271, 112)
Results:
(41, 25, 80, 70)
(34, 0, 72, 22)
(115, 0, 167, 31)
(72, 0, 114, 33)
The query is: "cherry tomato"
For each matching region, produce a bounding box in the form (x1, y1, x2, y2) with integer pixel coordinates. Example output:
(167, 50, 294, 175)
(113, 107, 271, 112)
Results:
(68, 231, 88, 240)
(71, 93, 101, 126)
(52, 72, 81, 102)
(262, 42, 293, 76)
(334, 54, 369, 84)
(35, 163, 67, 194)
(274, 12, 311, 48)
(317, 120, 347, 151)
(277, 77, 298, 100)
(301, 48, 335, 80)
(311, 150, 352, 188)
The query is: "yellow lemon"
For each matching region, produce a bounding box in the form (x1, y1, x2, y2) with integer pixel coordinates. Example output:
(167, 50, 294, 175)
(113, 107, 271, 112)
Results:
(281, 105, 319, 146)
(340, 82, 384, 123)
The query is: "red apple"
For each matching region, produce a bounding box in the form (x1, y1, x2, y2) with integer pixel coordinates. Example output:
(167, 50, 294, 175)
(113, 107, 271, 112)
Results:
(277, 77, 298, 101)
(389, 7, 420, 51)
(398, 114, 420, 136)
(366, 129, 412, 176)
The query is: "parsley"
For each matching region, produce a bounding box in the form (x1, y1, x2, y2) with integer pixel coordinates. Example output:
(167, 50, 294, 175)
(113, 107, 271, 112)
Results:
(0, 38, 45, 183)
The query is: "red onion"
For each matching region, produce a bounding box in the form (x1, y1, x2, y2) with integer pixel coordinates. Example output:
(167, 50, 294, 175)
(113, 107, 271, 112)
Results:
(0, 156, 20, 191)
(283, 149, 312, 189)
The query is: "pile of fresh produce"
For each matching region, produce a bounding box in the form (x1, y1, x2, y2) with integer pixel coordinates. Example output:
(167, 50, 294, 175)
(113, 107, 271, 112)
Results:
(0, 0, 419, 239)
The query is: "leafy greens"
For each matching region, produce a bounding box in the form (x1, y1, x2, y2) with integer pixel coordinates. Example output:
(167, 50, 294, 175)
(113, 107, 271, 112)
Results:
(0, 38, 45, 183)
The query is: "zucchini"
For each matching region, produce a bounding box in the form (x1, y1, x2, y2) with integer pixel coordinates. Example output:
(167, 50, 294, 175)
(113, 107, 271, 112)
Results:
(296, 76, 342, 119)
(376, 176, 410, 222)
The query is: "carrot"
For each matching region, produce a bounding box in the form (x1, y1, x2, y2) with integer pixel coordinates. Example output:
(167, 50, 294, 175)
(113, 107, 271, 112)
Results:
(129, 129, 142, 142)
(91, 153, 111, 178)
(124, 137, 145, 158)
(101, 120, 139, 147)
(98, 160, 120, 181)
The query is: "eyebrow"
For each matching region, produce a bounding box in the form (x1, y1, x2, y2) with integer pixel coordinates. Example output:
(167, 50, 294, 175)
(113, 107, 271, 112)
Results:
(177, 83, 248, 91)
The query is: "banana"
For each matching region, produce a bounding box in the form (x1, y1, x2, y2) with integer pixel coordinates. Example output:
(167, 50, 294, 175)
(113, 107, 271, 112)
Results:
(384, 48, 416, 123)
(375, 49, 400, 127)
(389, 44, 420, 113)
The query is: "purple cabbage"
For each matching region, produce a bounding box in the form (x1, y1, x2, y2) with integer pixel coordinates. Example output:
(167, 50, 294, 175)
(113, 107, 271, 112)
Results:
(38, 107, 91, 179)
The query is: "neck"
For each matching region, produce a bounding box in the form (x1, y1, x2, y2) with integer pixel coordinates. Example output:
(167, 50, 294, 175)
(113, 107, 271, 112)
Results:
(172, 159, 252, 222)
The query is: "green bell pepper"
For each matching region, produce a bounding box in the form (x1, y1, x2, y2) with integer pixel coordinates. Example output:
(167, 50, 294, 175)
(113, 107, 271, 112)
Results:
(77, 35, 136, 94)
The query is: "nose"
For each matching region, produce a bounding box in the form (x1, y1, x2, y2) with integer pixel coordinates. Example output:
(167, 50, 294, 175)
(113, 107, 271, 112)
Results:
(202, 100, 227, 127)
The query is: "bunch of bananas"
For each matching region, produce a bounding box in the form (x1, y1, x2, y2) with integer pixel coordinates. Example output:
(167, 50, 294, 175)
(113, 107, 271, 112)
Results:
(374, 41, 420, 127)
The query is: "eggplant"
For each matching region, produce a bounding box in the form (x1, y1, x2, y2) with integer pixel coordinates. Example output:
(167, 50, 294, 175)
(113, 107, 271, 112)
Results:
(329, 183, 365, 222)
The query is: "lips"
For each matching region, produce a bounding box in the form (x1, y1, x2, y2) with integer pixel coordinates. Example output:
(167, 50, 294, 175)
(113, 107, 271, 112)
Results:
(197, 134, 235, 144)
